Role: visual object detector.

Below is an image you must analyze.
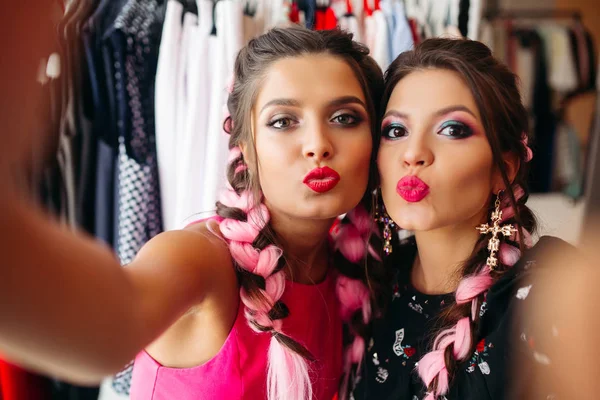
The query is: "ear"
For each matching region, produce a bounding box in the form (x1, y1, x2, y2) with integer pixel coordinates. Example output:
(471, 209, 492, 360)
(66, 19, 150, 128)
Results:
(492, 151, 520, 194)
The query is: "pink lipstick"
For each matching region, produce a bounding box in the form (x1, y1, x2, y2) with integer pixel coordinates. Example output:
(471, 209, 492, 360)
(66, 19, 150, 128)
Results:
(303, 166, 340, 193)
(396, 176, 429, 202)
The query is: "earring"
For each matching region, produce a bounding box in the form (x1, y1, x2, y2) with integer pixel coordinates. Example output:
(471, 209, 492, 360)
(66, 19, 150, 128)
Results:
(374, 191, 396, 255)
(476, 191, 517, 271)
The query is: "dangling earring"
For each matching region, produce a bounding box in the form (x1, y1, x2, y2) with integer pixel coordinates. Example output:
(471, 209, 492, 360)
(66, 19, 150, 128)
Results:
(476, 191, 517, 271)
(374, 190, 396, 255)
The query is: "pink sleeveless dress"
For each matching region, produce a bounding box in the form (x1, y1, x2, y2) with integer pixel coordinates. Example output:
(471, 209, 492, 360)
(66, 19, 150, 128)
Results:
(130, 271, 343, 399)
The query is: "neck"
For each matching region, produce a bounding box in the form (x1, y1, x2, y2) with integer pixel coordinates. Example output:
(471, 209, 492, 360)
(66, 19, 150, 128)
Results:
(267, 208, 334, 285)
(412, 213, 485, 295)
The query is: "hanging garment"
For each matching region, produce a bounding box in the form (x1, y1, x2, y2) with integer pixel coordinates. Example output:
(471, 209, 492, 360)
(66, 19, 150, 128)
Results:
(175, 0, 216, 227)
(391, 0, 414, 56)
(429, 0, 450, 37)
(466, 0, 481, 40)
(458, 0, 469, 37)
(315, 6, 338, 30)
(269, 0, 294, 28)
(515, 29, 556, 193)
(200, 0, 245, 215)
(380, 0, 396, 61)
(108, 1, 165, 395)
(515, 39, 535, 110)
(553, 121, 584, 199)
(289, 1, 300, 23)
(175, 12, 198, 161)
(155, 0, 183, 231)
(112, 0, 164, 265)
(339, 12, 362, 44)
(83, 0, 129, 247)
(364, 8, 389, 70)
(537, 26, 578, 93)
(297, 0, 317, 29)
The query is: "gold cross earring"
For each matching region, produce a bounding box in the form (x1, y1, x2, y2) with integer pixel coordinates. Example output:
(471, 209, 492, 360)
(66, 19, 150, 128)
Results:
(476, 191, 517, 271)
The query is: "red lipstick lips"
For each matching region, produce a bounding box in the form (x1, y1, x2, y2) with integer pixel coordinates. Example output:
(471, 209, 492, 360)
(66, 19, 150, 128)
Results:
(303, 166, 340, 193)
(396, 176, 429, 202)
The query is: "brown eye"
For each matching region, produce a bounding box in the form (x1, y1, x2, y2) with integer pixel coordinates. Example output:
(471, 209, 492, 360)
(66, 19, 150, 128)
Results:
(382, 123, 407, 139)
(438, 121, 473, 139)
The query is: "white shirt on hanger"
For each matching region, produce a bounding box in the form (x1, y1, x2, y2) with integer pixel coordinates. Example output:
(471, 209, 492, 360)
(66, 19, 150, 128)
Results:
(339, 12, 362, 44)
(155, 0, 183, 231)
(200, 0, 245, 216)
(367, 8, 390, 70)
(175, 12, 198, 149)
(467, 0, 481, 40)
(176, 0, 216, 228)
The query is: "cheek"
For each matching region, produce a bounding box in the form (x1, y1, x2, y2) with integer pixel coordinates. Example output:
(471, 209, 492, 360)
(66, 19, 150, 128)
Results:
(438, 148, 494, 214)
(353, 136, 374, 166)
(445, 145, 494, 189)
(376, 145, 397, 189)
(254, 134, 286, 176)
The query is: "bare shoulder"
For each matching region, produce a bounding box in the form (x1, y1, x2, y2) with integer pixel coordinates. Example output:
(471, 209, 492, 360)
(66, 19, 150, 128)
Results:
(125, 220, 238, 333)
(134, 220, 241, 368)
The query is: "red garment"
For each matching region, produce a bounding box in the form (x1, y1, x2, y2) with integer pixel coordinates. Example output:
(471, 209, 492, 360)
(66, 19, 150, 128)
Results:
(408, 18, 420, 44)
(345, 0, 353, 14)
(0, 359, 51, 400)
(363, 0, 372, 16)
(315, 7, 338, 30)
(289, 1, 300, 24)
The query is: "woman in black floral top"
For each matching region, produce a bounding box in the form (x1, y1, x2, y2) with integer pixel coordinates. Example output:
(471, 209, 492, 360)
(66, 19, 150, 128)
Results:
(349, 38, 572, 400)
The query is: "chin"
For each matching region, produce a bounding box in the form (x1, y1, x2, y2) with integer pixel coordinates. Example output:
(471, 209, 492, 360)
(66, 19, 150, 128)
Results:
(305, 198, 361, 220)
(391, 212, 435, 232)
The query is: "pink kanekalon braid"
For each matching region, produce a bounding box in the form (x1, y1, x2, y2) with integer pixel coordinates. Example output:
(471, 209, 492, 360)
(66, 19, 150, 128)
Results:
(218, 154, 313, 400)
(330, 204, 381, 398)
(417, 186, 533, 399)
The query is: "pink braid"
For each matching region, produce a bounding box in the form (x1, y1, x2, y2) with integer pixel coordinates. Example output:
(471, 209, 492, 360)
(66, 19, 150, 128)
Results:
(331, 204, 380, 399)
(219, 147, 312, 400)
(332, 206, 382, 263)
(417, 189, 533, 398)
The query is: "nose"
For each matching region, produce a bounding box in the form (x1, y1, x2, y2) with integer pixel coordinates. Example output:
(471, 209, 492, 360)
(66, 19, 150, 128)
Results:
(402, 133, 433, 168)
(303, 121, 333, 162)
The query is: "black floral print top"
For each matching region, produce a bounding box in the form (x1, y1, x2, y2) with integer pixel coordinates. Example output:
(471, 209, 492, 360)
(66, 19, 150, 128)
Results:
(352, 236, 571, 400)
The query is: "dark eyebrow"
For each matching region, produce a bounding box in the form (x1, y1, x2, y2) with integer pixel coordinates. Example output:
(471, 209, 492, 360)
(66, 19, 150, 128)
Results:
(383, 105, 478, 120)
(259, 96, 367, 116)
(259, 99, 301, 115)
(327, 96, 367, 110)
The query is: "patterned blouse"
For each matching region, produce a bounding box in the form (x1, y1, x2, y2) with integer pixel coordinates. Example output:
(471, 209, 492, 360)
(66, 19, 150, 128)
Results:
(352, 236, 570, 400)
